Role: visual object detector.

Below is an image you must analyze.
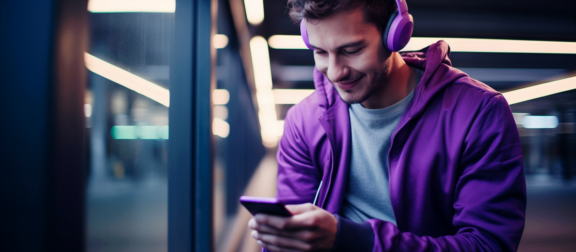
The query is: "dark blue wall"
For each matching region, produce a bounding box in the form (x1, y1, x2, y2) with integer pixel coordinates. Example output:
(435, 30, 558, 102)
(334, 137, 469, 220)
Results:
(0, 1, 54, 250)
(0, 0, 87, 251)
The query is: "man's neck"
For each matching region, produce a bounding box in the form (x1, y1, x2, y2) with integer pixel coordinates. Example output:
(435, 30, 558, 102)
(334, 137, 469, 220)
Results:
(361, 53, 417, 109)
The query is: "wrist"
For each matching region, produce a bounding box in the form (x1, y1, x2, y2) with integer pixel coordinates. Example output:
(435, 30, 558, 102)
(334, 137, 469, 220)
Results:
(332, 215, 374, 252)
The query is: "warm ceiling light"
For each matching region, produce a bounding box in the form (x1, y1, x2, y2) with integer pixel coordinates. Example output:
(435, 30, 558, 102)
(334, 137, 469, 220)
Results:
(404, 38, 576, 54)
(213, 89, 230, 105)
(273, 89, 314, 104)
(214, 34, 229, 49)
(88, 0, 176, 13)
(84, 104, 93, 118)
(85, 53, 170, 107)
(502, 75, 576, 105)
(268, 35, 306, 49)
(250, 36, 279, 147)
(244, 0, 264, 25)
(213, 118, 230, 138)
(213, 105, 228, 120)
(275, 120, 285, 137)
(267, 35, 576, 54)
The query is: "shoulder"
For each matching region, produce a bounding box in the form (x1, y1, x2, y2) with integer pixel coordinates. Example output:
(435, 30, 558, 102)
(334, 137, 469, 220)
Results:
(446, 68, 506, 110)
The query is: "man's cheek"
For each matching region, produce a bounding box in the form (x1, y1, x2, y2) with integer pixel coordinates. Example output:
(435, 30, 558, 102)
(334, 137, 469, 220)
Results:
(314, 58, 328, 75)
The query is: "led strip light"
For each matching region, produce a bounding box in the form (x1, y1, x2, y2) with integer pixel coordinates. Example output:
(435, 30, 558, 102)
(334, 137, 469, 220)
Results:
(88, 0, 176, 13)
(268, 35, 576, 54)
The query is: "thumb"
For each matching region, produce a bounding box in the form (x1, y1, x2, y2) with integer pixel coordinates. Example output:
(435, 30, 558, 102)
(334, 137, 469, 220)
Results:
(285, 203, 317, 215)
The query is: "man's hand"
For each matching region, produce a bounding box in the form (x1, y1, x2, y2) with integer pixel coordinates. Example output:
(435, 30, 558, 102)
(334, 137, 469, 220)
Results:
(248, 203, 338, 252)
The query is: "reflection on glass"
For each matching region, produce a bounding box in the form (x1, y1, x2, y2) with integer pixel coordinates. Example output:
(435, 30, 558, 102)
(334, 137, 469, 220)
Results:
(85, 7, 174, 252)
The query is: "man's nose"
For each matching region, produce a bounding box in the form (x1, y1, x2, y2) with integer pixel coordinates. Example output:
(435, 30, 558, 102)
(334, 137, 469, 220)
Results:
(326, 56, 349, 82)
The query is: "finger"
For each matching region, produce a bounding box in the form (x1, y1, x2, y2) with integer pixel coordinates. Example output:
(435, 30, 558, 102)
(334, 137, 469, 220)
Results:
(253, 226, 318, 242)
(255, 209, 323, 230)
(285, 203, 317, 215)
(281, 210, 323, 229)
(257, 240, 302, 252)
(288, 210, 320, 227)
(248, 218, 257, 230)
(255, 232, 313, 251)
(254, 214, 292, 230)
(252, 223, 282, 235)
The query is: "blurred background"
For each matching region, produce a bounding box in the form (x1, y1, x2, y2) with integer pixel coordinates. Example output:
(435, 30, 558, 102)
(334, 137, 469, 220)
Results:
(2, 0, 576, 251)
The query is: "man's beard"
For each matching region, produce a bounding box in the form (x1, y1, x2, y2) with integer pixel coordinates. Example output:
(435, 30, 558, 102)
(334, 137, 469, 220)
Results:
(335, 64, 390, 105)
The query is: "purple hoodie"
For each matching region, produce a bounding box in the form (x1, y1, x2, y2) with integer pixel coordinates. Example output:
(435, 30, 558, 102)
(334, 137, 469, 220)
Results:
(274, 41, 526, 251)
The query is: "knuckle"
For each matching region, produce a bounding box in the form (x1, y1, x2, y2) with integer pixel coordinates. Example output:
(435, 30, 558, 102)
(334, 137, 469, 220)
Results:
(302, 243, 313, 251)
(302, 231, 315, 241)
(278, 221, 288, 230)
(270, 236, 280, 246)
(306, 216, 317, 226)
(261, 215, 269, 224)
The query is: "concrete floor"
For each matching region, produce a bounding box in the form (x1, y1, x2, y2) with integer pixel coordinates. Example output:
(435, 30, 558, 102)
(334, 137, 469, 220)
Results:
(86, 177, 168, 252)
(518, 175, 576, 252)
(85, 171, 576, 252)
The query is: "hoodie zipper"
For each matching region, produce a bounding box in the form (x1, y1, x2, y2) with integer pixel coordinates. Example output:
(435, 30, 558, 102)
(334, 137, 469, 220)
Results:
(319, 135, 336, 210)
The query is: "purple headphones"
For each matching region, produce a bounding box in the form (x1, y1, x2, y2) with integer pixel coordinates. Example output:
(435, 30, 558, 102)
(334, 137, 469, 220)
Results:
(300, 0, 414, 52)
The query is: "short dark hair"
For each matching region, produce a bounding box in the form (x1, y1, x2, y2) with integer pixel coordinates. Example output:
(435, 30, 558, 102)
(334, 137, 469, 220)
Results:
(287, 0, 397, 32)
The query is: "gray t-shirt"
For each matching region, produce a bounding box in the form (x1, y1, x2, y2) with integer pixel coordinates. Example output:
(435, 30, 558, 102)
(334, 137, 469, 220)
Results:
(341, 69, 422, 224)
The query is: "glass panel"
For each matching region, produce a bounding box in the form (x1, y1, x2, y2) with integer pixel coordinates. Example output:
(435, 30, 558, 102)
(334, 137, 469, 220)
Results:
(84, 2, 174, 251)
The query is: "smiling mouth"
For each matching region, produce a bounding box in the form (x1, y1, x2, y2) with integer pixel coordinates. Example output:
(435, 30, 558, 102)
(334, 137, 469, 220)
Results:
(335, 75, 364, 90)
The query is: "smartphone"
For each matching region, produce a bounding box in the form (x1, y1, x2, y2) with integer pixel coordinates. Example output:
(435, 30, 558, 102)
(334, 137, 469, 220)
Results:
(239, 196, 292, 217)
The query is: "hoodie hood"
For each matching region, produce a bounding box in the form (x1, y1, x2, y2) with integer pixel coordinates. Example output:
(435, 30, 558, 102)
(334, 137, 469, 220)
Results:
(313, 40, 468, 119)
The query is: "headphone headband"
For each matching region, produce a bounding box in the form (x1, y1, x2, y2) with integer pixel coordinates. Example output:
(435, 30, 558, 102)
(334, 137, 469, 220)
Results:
(396, 0, 408, 15)
(300, 0, 413, 52)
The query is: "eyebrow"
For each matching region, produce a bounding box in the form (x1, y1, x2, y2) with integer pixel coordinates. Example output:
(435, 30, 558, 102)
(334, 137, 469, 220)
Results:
(309, 40, 365, 51)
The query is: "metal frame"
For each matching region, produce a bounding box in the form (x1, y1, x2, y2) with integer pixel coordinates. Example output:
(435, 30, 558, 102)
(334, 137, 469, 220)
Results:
(169, 0, 214, 250)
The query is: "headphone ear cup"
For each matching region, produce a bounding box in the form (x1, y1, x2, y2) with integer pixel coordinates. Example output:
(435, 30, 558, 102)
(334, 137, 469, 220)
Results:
(383, 10, 399, 51)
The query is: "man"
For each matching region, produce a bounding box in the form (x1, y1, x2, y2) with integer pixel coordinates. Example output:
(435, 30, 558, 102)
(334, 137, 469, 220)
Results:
(248, 0, 526, 251)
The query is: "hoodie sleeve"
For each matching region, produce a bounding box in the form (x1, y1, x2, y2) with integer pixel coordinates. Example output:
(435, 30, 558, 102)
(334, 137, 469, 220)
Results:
(275, 105, 321, 205)
(355, 94, 526, 252)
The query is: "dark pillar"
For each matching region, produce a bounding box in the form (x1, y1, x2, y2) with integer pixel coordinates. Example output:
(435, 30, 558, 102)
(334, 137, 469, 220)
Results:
(0, 0, 88, 251)
(169, 0, 214, 251)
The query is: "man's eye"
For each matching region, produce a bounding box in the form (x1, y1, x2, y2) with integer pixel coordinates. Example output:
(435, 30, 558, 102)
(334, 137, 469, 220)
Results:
(314, 50, 327, 55)
(344, 48, 362, 54)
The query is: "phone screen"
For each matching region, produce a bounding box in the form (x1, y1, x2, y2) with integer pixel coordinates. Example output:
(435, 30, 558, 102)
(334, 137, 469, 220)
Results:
(239, 196, 292, 217)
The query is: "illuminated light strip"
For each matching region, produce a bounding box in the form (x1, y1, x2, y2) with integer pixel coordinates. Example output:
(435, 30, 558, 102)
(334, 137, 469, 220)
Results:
(502, 75, 576, 105)
(213, 118, 230, 138)
(273, 89, 314, 104)
(522, 116, 558, 129)
(268, 35, 576, 54)
(268, 78, 576, 136)
(269, 35, 306, 49)
(275, 120, 285, 137)
(88, 0, 175, 13)
(110, 121, 231, 139)
(250, 36, 279, 147)
(111, 126, 169, 140)
(213, 89, 230, 105)
(404, 38, 576, 54)
(85, 54, 233, 137)
(214, 105, 228, 120)
(214, 34, 229, 49)
(244, 0, 264, 25)
(85, 53, 170, 107)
